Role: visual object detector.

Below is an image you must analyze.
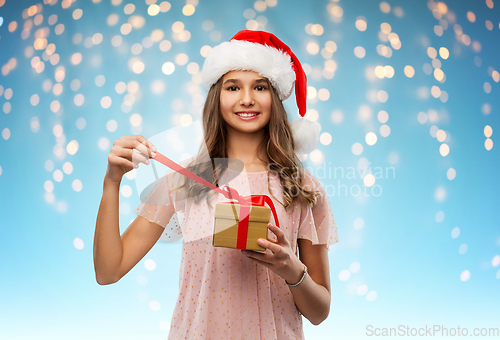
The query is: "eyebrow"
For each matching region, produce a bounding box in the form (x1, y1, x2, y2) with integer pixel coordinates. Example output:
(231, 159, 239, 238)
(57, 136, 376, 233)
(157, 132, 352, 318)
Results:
(222, 78, 268, 86)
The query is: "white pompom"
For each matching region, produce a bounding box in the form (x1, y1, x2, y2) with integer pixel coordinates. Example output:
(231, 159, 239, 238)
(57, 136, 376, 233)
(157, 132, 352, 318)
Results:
(290, 118, 321, 154)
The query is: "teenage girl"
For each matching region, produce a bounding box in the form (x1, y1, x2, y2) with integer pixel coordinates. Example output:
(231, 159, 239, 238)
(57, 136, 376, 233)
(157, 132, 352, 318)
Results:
(94, 30, 338, 339)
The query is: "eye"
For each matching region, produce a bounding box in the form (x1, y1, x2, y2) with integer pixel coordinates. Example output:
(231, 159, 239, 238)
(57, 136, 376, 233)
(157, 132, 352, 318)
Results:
(255, 85, 267, 91)
(227, 86, 238, 91)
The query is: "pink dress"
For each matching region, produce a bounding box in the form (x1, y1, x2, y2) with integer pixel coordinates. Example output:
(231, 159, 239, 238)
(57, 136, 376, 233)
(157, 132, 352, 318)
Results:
(135, 165, 339, 340)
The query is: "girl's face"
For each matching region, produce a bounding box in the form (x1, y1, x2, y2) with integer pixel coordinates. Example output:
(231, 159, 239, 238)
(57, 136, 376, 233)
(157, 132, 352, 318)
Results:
(219, 70, 272, 134)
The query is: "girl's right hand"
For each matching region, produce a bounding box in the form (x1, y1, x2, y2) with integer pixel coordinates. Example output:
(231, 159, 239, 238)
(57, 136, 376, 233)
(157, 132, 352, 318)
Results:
(105, 135, 157, 184)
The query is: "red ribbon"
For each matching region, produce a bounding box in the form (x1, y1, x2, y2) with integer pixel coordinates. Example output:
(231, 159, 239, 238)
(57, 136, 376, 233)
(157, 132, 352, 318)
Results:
(226, 195, 280, 249)
(153, 152, 280, 249)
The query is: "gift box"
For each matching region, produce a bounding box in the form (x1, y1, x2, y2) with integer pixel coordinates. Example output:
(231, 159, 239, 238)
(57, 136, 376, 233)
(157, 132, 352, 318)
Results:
(213, 202, 271, 251)
(149, 152, 279, 251)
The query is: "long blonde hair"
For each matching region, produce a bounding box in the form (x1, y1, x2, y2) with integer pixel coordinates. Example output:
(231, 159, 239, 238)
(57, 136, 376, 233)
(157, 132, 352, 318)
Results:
(174, 77, 319, 211)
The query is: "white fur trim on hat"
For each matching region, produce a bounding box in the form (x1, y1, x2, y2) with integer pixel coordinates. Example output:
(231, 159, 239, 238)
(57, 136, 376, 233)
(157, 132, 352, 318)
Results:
(202, 40, 296, 100)
(290, 117, 320, 154)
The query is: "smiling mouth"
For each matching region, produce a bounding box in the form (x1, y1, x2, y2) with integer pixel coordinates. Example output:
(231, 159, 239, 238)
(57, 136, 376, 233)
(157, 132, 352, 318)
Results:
(235, 112, 260, 117)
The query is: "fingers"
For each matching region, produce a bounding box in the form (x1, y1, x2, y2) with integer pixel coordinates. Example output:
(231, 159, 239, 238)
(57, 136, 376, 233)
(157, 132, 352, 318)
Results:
(242, 249, 275, 265)
(257, 238, 282, 255)
(119, 135, 156, 159)
(112, 135, 157, 168)
(267, 223, 288, 245)
(107, 153, 137, 169)
(136, 135, 157, 158)
(113, 146, 150, 167)
(243, 235, 284, 258)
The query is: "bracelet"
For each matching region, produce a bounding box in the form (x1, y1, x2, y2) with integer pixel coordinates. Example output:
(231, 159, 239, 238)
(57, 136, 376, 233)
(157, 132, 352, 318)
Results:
(285, 264, 308, 287)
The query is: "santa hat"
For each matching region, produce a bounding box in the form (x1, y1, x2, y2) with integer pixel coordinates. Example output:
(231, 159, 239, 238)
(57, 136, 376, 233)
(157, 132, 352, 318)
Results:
(201, 30, 320, 154)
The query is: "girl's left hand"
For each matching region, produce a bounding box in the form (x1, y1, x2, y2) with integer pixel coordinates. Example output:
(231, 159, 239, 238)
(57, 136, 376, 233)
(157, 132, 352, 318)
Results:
(242, 223, 304, 284)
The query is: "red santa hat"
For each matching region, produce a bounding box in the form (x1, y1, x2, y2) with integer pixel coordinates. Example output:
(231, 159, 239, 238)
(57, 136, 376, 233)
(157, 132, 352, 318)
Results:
(201, 30, 320, 154)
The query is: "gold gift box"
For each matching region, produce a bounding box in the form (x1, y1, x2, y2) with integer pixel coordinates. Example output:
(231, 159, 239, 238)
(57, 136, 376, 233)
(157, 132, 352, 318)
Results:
(213, 202, 270, 251)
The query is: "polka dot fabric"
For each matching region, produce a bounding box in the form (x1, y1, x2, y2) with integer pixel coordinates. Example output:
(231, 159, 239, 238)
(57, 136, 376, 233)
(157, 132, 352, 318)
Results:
(135, 167, 338, 339)
(134, 167, 186, 241)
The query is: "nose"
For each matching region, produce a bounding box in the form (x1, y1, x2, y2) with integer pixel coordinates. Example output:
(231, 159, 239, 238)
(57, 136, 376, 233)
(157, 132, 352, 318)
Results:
(239, 87, 255, 106)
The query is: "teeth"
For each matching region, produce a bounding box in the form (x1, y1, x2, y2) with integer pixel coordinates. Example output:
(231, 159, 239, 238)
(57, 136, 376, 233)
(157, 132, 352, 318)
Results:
(237, 113, 258, 117)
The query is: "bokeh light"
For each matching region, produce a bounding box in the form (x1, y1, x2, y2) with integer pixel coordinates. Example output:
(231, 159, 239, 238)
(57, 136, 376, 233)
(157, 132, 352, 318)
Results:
(0, 1, 498, 337)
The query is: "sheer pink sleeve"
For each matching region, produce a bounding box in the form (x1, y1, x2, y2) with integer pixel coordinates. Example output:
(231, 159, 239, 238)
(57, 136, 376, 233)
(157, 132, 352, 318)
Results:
(297, 170, 339, 250)
(133, 168, 185, 241)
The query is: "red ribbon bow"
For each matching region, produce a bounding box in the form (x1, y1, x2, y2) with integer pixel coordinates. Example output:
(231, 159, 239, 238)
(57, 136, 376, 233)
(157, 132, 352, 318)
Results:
(153, 152, 280, 249)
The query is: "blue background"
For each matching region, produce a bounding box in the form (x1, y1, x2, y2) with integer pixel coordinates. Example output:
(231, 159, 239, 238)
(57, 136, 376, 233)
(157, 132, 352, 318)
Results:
(0, 0, 499, 339)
